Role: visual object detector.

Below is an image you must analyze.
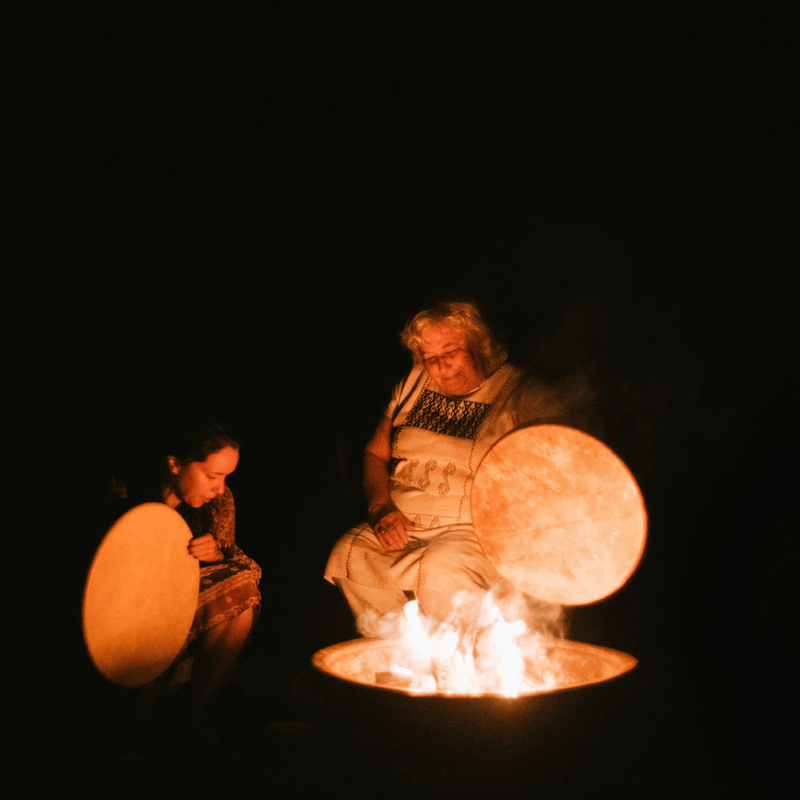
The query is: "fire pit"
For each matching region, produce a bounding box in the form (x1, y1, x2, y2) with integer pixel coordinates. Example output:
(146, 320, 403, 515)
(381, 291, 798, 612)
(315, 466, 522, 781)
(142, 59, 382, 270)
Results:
(312, 635, 640, 793)
(313, 635, 637, 698)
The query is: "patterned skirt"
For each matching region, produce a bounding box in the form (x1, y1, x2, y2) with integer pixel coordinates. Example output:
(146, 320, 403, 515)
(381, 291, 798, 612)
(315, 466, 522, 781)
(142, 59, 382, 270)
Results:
(187, 553, 262, 643)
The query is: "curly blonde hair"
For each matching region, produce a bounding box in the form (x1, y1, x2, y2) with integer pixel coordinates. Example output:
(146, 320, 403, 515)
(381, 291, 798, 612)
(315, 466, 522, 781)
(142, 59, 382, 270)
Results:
(400, 301, 508, 376)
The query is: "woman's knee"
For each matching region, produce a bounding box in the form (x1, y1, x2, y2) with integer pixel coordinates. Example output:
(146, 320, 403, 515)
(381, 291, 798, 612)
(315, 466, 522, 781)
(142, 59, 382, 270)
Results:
(334, 577, 406, 619)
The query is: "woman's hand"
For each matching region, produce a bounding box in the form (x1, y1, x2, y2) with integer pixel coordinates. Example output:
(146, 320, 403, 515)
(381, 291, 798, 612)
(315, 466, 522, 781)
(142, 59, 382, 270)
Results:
(188, 533, 222, 562)
(371, 506, 415, 552)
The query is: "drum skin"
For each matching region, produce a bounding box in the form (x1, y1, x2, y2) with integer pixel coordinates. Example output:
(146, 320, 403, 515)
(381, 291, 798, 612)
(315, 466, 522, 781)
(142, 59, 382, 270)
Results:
(471, 425, 647, 605)
(82, 503, 199, 687)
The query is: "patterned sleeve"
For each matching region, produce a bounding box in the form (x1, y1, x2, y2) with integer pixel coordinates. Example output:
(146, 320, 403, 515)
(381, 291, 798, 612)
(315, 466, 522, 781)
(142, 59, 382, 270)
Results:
(207, 488, 261, 583)
(210, 487, 237, 553)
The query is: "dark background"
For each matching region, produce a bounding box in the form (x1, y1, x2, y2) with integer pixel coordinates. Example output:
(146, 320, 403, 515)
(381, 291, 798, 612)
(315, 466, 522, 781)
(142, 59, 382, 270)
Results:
(10, 6, 792, 796)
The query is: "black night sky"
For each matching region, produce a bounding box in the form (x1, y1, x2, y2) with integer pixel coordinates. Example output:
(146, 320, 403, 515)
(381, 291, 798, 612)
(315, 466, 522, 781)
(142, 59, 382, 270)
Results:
(11, 7, 792, 797)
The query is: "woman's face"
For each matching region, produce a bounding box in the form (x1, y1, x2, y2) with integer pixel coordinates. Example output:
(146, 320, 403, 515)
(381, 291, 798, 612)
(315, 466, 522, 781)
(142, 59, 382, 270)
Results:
(166, 446, 240, 509)
(419, 324, 485, 396)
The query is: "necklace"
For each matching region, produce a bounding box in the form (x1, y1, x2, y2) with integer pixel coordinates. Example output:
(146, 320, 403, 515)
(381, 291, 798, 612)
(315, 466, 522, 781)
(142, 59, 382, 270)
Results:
(443, 371, 495, 399)
(458, 376, 489, 396)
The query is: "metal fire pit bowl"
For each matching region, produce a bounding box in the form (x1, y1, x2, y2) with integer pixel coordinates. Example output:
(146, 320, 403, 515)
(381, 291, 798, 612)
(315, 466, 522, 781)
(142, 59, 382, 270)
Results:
(312, 636, 639, 792)
(313, 635, 636, 698)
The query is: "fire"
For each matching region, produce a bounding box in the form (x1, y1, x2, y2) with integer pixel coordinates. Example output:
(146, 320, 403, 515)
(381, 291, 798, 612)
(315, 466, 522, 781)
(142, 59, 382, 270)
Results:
(380, 591, 562, 697)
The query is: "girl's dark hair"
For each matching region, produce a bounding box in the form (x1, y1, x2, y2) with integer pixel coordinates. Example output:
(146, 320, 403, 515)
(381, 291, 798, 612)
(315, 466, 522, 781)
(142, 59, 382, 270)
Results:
(105, 401, 241, 511)
(157, 396, 242, 465)
(163, 409, 241, 534)
(165, 418, 241, 465)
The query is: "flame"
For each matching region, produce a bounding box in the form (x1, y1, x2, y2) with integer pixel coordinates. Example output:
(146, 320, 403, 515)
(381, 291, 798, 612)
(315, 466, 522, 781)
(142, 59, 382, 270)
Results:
(385, 591, 561, 697)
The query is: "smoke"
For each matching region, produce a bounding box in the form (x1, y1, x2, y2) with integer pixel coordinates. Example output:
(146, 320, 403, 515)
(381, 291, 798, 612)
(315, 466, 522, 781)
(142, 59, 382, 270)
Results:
(356, 606, 406, 640)
(486, 580, 565, 640)
(519, 289, 696, 489)
(357, 581, 564, 642)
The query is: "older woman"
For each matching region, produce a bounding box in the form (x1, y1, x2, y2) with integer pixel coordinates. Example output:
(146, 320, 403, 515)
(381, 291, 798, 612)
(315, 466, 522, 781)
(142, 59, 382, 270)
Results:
(325, 301, 562, 626)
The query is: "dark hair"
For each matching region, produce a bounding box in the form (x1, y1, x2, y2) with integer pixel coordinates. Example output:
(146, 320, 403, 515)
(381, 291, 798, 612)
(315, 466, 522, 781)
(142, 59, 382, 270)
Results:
(164, 411, 241, 533)
(105, 402, 241, 511)
(165, 418, 241, 466)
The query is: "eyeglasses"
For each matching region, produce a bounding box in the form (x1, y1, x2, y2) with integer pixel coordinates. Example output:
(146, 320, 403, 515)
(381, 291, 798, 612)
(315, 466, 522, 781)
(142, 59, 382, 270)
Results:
(421, 348, 467, 368)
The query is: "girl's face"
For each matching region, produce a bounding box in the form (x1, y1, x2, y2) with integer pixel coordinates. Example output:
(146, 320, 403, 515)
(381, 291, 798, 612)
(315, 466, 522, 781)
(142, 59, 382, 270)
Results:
(165, 446, 239, 509)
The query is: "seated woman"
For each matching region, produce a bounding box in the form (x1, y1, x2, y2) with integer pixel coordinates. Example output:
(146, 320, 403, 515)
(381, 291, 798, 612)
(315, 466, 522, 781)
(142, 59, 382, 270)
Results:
(325, 300, 562, 628)
(110, 413, 261, 721)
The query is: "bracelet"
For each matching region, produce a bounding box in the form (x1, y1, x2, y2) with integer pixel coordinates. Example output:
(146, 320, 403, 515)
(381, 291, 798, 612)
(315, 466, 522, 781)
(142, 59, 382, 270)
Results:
(368, 503, 397, 530)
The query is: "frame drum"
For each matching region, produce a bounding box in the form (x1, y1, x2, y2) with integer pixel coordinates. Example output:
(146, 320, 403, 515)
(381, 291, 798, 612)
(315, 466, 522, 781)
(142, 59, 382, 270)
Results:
(82, 503, 199, 686)
(471, 425, 646, 605)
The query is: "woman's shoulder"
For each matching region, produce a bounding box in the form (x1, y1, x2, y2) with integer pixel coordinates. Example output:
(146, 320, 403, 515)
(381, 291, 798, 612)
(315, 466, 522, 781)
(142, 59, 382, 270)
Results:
(386, 366, 428, 415)
(469, 362, 522, 400)
(494, 361, 524, 383)
(396, 365, 427, 392)
(507, 367, 568, 426)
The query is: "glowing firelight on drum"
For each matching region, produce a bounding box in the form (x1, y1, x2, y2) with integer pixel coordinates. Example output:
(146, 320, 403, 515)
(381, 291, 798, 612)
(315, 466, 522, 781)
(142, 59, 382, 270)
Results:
(381, 593, 560, 697)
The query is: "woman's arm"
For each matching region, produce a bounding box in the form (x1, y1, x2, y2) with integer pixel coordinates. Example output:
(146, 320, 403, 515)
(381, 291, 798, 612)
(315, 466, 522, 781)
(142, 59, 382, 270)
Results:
(363, 415, 415, 551)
